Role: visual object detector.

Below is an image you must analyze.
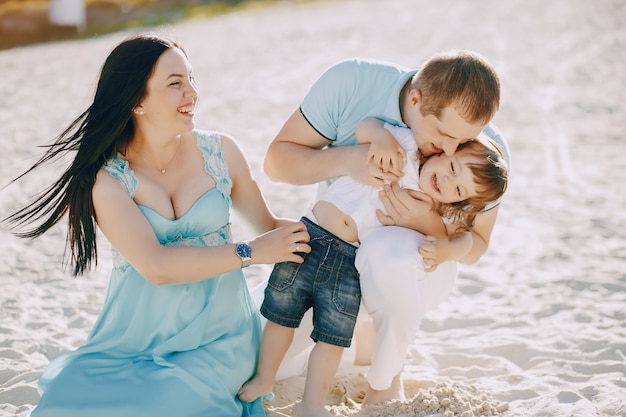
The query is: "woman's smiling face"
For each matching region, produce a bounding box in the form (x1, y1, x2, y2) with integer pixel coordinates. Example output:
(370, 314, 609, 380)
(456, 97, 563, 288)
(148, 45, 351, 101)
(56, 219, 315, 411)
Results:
(135, 48, 199, 136)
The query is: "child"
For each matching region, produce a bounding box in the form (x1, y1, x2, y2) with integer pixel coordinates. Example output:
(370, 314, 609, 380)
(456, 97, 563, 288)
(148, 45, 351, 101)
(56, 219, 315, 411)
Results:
(239, 119, 508, 416)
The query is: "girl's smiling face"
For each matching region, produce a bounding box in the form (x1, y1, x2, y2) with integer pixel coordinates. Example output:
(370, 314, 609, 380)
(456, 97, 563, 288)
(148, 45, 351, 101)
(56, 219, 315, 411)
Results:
(418, 151, 480, 204)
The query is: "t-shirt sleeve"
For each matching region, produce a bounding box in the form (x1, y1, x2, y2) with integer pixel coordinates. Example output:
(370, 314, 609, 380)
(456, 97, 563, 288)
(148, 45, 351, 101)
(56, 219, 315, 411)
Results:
(300, 59, 359, 142)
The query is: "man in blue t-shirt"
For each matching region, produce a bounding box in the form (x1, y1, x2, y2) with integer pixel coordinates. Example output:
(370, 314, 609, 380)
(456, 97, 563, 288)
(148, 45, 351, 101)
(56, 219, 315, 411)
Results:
(264, 50, 508, 406)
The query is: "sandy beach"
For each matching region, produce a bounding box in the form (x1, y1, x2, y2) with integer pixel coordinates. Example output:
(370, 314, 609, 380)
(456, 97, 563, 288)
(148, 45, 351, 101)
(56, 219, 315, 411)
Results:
(1, 0, 625, 416)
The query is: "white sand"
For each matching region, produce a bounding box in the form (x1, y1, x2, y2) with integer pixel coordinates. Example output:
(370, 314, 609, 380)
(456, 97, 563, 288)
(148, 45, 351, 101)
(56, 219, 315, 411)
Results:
(1, 0, 625, 416)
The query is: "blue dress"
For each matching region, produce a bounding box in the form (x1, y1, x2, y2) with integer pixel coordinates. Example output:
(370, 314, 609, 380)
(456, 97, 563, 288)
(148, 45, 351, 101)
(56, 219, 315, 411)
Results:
(31, 130, 266, 417)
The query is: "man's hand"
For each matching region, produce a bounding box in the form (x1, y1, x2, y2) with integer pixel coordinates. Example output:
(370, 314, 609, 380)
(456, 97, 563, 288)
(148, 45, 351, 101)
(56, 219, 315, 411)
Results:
(376, 182, 446, 237)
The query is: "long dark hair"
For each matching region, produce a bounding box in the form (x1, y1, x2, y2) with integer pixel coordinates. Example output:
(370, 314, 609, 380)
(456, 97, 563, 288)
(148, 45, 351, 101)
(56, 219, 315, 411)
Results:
(3, 33, 183, 276)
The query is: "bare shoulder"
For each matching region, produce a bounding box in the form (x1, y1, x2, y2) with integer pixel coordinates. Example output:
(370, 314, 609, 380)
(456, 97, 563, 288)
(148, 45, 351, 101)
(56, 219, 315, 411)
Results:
(207, 132, 251, 187)
(92, 168, 129, 201)
(216, 132, 247, 163)
(216, 131, 239, 152)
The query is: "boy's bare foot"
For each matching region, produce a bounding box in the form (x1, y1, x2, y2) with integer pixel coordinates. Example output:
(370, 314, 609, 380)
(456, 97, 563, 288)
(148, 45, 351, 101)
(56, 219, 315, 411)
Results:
(361, 374, 405, 406)
(237, 376, 273, 403)
(293, 400, 333, 417)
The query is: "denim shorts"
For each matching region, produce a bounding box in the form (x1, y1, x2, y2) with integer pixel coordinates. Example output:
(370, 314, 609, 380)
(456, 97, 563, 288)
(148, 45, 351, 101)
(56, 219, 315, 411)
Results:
(261, 217, 361, 348)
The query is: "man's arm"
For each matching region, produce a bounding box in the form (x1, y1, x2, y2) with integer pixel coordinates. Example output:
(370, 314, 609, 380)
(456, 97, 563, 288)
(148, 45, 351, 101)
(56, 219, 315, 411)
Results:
(376, 181, 448, 237)
(264, 109, 379, 186)
(419, 204, 500, 270)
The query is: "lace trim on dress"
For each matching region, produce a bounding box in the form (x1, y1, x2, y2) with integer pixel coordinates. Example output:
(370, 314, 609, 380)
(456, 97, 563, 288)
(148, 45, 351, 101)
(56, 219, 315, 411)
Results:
(103, 129, 234, 272)
(101, 130, 231, 203)
(163, 224, 232, 248)
(194, 130, 232, 206)
(102, 156, 138, 198)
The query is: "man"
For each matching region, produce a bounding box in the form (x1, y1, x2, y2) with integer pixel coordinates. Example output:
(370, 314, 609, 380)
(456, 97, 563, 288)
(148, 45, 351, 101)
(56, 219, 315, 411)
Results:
(264, 50, 509, 404)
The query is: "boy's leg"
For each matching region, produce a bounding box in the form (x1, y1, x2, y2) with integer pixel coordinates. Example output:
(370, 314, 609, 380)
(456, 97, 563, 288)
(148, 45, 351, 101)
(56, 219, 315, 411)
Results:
(353, 308, 375, 366)
(294, 341, 343, 417)
(238, 321, 295, 402)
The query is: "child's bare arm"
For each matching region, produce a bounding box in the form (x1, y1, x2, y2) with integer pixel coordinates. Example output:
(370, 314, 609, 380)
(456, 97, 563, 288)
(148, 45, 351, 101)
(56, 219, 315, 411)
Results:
(355, 118, 405, 177)
(419, 226, 473, 271)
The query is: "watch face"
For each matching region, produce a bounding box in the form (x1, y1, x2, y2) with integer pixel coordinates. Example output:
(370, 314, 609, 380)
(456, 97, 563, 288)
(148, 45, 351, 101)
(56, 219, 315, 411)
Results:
(236, 243, 252, 258)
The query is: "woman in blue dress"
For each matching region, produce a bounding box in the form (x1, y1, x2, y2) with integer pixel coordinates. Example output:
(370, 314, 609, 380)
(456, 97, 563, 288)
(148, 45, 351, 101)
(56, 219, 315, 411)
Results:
(3, 33, 310, 417)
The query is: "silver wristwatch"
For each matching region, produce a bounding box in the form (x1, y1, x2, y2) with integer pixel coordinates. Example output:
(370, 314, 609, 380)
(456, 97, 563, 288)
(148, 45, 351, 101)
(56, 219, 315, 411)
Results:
(234, 242, 252, 268)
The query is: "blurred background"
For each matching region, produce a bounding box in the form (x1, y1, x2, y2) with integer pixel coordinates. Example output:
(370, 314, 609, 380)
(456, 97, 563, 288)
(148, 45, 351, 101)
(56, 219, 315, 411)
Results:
(0, 1, 624, 415)
(0, 0, 275, 50)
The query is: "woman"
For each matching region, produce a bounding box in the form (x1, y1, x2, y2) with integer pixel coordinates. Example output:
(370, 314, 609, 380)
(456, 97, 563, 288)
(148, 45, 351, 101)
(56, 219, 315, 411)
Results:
(3, 33, 310, 417)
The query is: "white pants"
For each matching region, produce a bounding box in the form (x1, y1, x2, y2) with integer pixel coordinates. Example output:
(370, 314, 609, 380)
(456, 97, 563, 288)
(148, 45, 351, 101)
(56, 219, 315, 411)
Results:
(355, 226, 457, 390)
(251, 226, 457, 388)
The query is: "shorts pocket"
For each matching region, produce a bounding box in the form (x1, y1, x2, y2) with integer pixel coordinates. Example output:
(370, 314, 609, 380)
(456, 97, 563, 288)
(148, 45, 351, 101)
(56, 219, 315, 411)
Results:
(267, 261, 301, 291)
(332, 260, 361, 318)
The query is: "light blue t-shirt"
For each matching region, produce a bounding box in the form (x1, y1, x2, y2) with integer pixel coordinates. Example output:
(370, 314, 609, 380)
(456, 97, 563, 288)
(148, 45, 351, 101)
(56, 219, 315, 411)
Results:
(301, 58, 415, 148)
(299, 57, 510, 210)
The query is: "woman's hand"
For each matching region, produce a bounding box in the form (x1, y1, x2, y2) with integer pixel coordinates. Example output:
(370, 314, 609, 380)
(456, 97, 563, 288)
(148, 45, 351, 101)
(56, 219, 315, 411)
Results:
(249, 220, 310, 265)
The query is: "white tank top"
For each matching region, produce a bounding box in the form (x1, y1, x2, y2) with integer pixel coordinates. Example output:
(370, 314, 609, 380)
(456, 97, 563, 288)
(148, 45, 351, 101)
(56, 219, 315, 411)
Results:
(317, 124, 420, 241)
